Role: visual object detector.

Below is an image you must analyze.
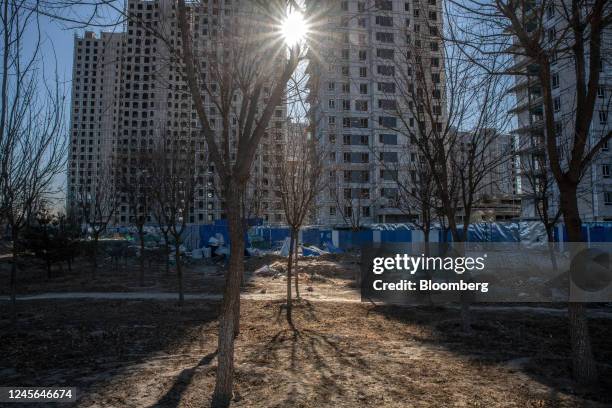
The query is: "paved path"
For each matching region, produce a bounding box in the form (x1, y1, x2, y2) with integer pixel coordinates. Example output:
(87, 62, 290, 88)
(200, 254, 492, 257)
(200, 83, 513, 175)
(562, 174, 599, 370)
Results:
(1, 291, 611, 319)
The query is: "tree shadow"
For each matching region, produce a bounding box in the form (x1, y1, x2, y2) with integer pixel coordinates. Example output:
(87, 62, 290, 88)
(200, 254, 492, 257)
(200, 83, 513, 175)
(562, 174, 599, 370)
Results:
(248, 304, 370, 407)
(154, 349, 218, 407)
(368, 303, 612, 403)
(0, 300, 220, 406)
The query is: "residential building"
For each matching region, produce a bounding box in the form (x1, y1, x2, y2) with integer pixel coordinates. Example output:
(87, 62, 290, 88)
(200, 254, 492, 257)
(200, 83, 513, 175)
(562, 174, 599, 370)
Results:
(511, 1, 611, 221)
(307, 0, 444, 227)
(67, 0, 286, 225)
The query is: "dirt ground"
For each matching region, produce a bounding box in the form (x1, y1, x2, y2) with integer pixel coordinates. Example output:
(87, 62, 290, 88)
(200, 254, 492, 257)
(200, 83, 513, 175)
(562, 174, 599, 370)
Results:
(1, 299, 611, 407)
(1, 251, 612, 407)
(0, 250, 361, 300)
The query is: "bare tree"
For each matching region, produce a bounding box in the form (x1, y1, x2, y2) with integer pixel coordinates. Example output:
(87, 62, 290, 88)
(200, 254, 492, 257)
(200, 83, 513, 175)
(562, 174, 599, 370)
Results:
(149, 134, 197, 307)
(174, 1, 304, 404)
(74, 164, 119, 272)
(277, 122, 325, 325)
(0, 0, 67, 322)
(372, 3, 513, 331)
(518, 136, 562, 270)
(118, 149, 153, 286)
(448, 0, 611, 384)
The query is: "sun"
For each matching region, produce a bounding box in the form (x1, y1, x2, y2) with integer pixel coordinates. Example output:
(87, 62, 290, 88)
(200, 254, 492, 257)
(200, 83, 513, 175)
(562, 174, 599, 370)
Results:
(281, 11, 308, 46)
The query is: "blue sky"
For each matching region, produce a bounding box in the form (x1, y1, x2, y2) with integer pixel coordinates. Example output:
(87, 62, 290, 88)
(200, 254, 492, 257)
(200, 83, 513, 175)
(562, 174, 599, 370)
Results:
(27, 7, 123, 208)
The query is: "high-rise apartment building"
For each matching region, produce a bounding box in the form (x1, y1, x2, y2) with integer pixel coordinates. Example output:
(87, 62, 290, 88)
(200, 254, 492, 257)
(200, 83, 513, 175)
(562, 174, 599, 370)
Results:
(67, 0, 286, 225)
(512, 2, 611, 221)
(307, 0, 444, 227)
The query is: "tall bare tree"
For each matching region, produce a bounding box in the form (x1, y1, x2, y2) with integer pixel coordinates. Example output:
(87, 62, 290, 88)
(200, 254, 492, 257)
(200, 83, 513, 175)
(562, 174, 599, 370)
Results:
(0, 0, 67, 321)
(74, 164, 119, 271)
(173, 2, 304, 404)
(448, 0, 611, 384)
(149, 133, 197, 307)
(277, 122, 325, 325)
(119, 149, 153, 286)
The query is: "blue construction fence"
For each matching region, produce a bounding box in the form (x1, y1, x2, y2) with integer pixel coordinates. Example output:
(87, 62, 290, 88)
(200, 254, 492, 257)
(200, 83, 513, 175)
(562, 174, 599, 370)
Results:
(180, 221, 612, 251)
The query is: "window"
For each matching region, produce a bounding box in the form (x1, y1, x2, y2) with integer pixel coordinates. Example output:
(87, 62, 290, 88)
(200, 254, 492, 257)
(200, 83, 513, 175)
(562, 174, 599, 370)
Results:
(362, 206, 371, 217)
(553, 96, 561, 112)
(379, 134, 397, 144)
(552, 73, 559, 88)
(328, 82, 335, 91)
(376, 48, 395, 59)
(342, 49, 350, 60)
(603, 164, 610, 178)
(428, 11, 437, 20)
(376, 0, 393, 11)
(378, 99, 397, 110)
(342, 99, 351, 110)
(359, 67, 368, 77)
(547, 3, 554, 18)
(342, 66, 349, 76)
(379, 116, 397, 128)
(430, 42, 439, 51)
(358, 17, 367, 28)
(329, 206, 336, 215)
(598, 86, 605, 98)
(359, 50, 367, 60)
(380, 169, 398, 180)
(604, 140, 609, 151)
(360, 83, 368, 94)
(377, 65, 395, 76)
(358, 2, 366, 12)
(328, 116, 336, 125)
(341, 1, 348, 11)
(355, 100, 368, 111)
(342, 82, 350, 93)
(375, 16, 393, 26)
(605, 192, 612, 205)
(547, 27, 555, 42)
(376, 32, 394, 43)
(378, 82, 395, 93)
(600, 110, 608, 124)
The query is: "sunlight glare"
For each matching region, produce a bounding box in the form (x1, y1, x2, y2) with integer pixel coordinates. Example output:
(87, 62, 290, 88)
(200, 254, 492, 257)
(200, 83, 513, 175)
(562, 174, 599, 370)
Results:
(281, 11, 308, 46)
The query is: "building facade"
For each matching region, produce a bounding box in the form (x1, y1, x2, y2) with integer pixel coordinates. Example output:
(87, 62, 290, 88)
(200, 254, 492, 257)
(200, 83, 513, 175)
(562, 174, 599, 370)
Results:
(67, 0, 286, 225)
(512, 1, 612, 221)
(307, 0, 444, 227)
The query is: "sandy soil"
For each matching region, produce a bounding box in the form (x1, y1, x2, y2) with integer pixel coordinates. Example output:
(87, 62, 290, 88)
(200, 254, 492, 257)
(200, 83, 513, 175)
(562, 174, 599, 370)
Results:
(1, 251, 612, 407)
(1, 299, 611, 407)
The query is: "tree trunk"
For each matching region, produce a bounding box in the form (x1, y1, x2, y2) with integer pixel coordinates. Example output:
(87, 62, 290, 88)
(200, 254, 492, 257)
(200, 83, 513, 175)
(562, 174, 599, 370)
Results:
(92, 234, 99, 273)
(139, 227, 145, 286)
(175, 241, 184, 307)
(10, 228, 18, 325)
(163, 234, 170, 275)
(212, 190, 245, 408)
(286, 228, 295, 326)
(545, 226, 559, 272)
(294, 228, 300, 300)
(560, 183, 598, 384)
